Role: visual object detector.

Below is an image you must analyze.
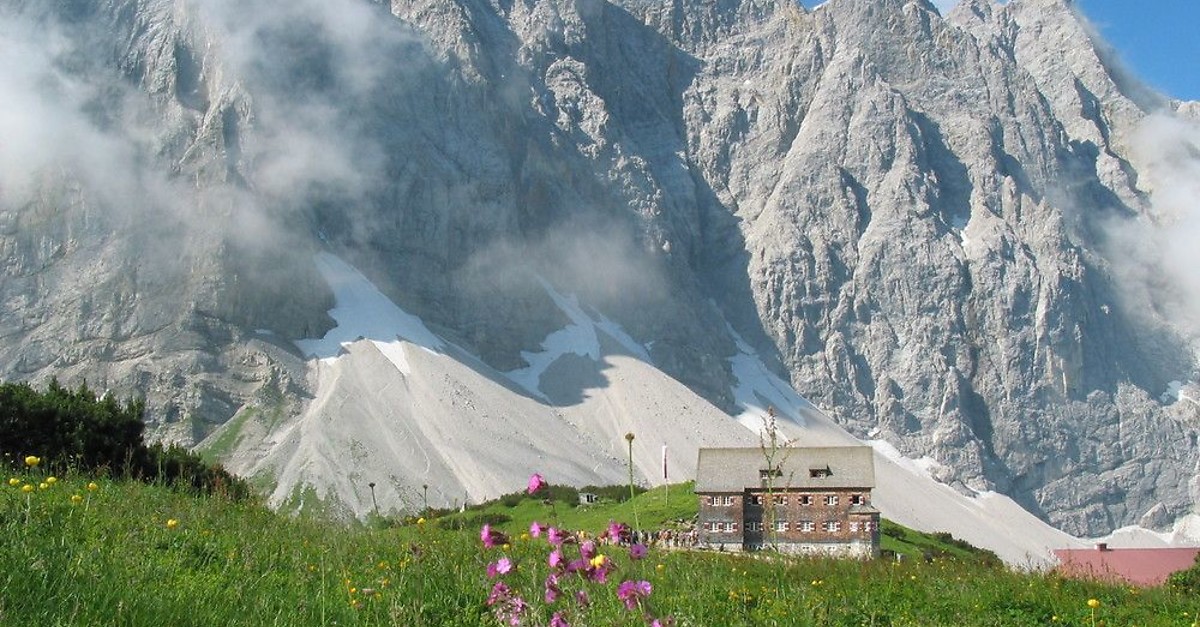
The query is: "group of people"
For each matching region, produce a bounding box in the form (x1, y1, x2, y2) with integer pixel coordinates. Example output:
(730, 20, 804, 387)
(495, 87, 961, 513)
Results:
(603, 522, 700, 550)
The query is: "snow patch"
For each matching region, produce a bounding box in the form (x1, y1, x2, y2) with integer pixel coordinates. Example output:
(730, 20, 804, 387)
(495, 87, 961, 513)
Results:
(1093, 514, 1200, 548)
(505, 279, 652, 399)
(295, 252, 444, 374)
(868, 439, 953, 486)
(727, 326, 820, 432)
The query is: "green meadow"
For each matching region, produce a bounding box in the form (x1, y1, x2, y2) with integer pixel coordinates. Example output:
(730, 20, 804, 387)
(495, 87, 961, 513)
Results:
(3, 470, 1198, 626)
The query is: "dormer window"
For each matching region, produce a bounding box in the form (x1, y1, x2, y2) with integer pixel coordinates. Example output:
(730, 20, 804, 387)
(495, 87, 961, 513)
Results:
(759, 467, 783, 480)
(809, 466, 832, 478)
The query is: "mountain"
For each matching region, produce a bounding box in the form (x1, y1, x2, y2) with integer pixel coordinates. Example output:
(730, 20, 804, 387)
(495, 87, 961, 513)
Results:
(2, 0, 1198, 553)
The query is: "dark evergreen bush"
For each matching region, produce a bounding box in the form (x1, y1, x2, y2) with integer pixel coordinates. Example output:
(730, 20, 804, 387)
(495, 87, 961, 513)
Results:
(1, 379, 250, 499)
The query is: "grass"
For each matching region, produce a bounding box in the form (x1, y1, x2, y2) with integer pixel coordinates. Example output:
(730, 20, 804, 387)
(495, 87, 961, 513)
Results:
(3, 471, 1198, 626)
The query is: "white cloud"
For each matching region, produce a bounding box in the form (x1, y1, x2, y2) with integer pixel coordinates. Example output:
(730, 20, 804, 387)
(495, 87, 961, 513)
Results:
(1104, 113, 1200, 352)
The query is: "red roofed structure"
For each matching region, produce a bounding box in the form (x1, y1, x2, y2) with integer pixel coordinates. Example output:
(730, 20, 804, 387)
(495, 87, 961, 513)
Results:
(1053, 544, 1200, 587)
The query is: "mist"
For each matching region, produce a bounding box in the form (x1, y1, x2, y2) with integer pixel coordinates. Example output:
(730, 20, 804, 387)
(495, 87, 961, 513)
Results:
(1105, 112, 1200, 358)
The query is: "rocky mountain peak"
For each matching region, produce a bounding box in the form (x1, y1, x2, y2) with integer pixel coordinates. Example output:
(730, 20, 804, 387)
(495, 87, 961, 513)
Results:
(2, 0, 1197, 540)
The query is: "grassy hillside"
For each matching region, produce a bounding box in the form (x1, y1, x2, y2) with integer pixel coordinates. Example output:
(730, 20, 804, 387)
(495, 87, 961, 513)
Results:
(5, 472, 1198, 626)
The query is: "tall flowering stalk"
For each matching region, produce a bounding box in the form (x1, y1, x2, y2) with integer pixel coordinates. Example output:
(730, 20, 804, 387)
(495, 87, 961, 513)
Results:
(625, 433, 640, 532)
(528, 472, 558, 524)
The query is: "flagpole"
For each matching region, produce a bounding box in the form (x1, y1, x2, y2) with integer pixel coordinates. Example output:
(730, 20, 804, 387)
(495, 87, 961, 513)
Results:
(662, 444, 668, 504)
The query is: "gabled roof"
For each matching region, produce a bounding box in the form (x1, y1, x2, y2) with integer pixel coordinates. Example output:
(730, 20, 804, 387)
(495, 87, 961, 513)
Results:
(695, 446, 875, 492)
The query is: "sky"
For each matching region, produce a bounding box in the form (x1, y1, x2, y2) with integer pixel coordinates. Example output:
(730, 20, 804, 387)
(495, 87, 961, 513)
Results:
(1074, 0, 1200, 101)
(800, 0, 1199, 101)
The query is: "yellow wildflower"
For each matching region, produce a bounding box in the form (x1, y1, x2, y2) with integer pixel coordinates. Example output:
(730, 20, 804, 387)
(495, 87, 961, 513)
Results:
(21, 484, 34, 493)
(416, 517, 426, 525)
(24, 455, 40, 467)
(1087, 599, 1101, 609)
(87, 482, 98, 491)
(166, 519, 180, 529)
(71, 494, 83, 504)
(656, 563, 665, 573)
(38, 482, 49, 490)
(8, 478, 19, 487)
(589, 554, 607, 569)
(46, 476, 57, 485)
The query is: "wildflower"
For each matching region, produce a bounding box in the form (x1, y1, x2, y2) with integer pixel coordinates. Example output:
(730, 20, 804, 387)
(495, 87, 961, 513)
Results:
(574, 589, 590, 608)
(416, 517, 426, 525)
(527, 473, 547, 494)
(87, 482, 98, 491)
(548, 549, 564, 569)
(8, 478, 19, 487)
(547, 527, 567, 546)
(544, 573, 562, 603)
(486, 582, 529, 626)
(71, 494, 83, 504)
(656, 563, 665, 573)
(38, 482, 49, 490)
(1088, 599, 1101, 609)
(24, 455, 40, 468)
(589, 554, 607, 569)
(487, 557, 514, 579)
(530, 521, 546, 538)
(606, 520, 628, 542)
(481, 524, 508, 549)
(46, 476, 57, 485)
(580, 540, 597, 559)
(629, 543, 648, 560)
(550, 612, 570, 627)
(617, 580, 652, 610)
(22, 484, 34, 493)
(166, 519, 180, 529)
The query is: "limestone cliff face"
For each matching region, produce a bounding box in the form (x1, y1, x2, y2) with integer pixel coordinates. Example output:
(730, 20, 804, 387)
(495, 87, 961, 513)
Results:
(1, 0, 1196, 535)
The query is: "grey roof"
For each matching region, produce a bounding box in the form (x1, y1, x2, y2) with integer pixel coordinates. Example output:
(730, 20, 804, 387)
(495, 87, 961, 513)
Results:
(694, 446, 876, 492)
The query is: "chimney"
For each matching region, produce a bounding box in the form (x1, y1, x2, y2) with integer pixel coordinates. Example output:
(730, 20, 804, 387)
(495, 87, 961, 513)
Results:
(1095, 542, 1109, 551)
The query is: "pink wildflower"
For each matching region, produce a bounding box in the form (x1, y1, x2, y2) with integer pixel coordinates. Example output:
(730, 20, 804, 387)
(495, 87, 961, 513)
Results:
(574, 589, 590, 608)
(616, 580, 652, 610)
(530, 521, 546, 538)
(527, 473, 547, 494)
(629, 543, 648, 560)
(546, 527, 567, 546)
(550, 612, 570, 627)
(487, 581, 511, 606)
(606, 520, 627, 542)
(487, 557, 514, 578)
(481, 523, 508, 549)
(544, 573, 562, 603)
(548, 549, 564, 569)
(579, 540, 597, 560)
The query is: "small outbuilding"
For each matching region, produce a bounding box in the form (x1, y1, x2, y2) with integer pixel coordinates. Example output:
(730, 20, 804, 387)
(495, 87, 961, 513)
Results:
(1054, 544, 1200, 587)
(695, 446, 880, 558)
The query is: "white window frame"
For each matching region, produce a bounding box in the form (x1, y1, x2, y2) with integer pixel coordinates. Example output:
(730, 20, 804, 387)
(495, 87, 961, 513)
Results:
(774, 520, 789, 532)
(799, 520, 814, 533)
(826, 494, 839, 506)
(824, 520, 841, 533)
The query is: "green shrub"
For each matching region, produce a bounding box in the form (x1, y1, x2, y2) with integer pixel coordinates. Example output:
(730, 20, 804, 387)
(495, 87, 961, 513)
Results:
(1, 379, 250, 499)
(1167, 553, 1200, 593)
